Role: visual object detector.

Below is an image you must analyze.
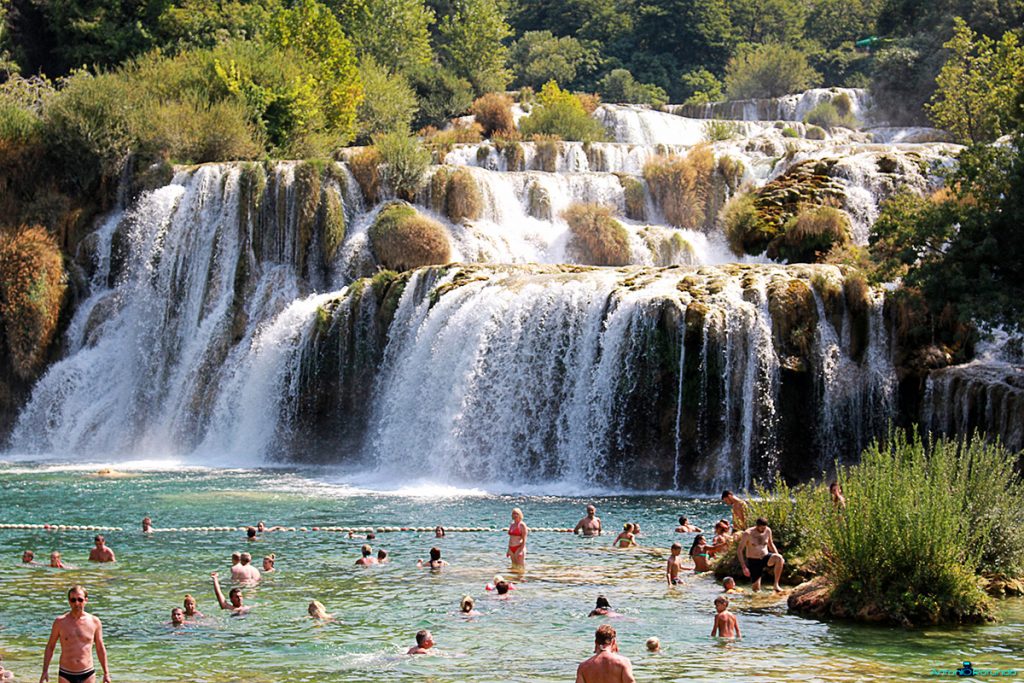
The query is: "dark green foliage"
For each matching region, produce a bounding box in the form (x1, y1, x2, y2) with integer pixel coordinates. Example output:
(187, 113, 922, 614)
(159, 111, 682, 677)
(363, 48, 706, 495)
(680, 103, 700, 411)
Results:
(725, 43, 821, 99)
(510, 31, 592, 90)
(435, 0, 512, 95)
(679, 68, 724, 105)
(597, 69, 668, 106)
(409, 66, 474, 130)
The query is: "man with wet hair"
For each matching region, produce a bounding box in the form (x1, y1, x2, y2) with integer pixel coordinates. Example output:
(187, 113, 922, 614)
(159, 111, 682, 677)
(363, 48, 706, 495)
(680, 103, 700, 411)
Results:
(575, 624, 635, 683)
(737, 516, 785, 592)
(88, 536, 115, 563)
(235, 552, 260, 582)
(574, 505, 603, 536)
(355, 545, 377, 566)
(721, 491, 747, 529)
(407, 630, 434, 655)
(211, 572, 250, 615)
(22, 550, 38, 565)
(40, 585, 111, 683)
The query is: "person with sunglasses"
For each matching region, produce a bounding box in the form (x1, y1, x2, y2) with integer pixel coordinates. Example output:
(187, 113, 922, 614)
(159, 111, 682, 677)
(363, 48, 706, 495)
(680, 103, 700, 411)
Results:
(40, 585, 111, 683)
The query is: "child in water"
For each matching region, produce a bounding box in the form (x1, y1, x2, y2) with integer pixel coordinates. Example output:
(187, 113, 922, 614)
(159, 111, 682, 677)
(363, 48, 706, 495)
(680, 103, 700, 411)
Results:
(722, 576, 745, 594)
(612, 523, 637, 548)
(711, 596, 740, 638)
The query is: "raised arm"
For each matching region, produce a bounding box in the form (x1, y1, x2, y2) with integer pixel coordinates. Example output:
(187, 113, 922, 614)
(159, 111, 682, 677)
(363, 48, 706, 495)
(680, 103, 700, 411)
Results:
(95, 618, 111, 683)
(40, 619, 59, 683)
(211, 572, 230, 609)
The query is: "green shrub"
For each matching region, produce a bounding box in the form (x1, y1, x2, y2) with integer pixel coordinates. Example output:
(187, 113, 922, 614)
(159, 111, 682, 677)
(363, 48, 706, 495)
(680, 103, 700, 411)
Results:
(725, 44, 821, 100)
(470, 92, 515, 137)
(717, 155, 746, 193)
(141, 94, 262, 164)
(445, 168, 483, 222)
(803, 100, 859, 129)
(510, 30, 589, 90)
(410, 66, 474, 130)
(597, 69, 668, 107)
(680, 68, 724, 105)
(782, 126, 799, 138)
(518, 81, 606, 143)
(420, 121, 483, 162)
(620, 176, 646, 221)
(0, 226, 67, 379)
(368, 202, 451, 272)
(822, 432, 1003, 624)
(703, 119, 739, 142)
(356, 56, 418, 145)
(775, 205, 851, 262)
(375, 130, 431, 201)
(562, 203, 631, 266)
(643, 145, 716, 229)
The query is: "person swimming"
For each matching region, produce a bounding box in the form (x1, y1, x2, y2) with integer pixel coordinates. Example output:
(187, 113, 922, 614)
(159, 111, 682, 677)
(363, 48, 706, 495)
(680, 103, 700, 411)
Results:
(308, 600, 334, 621)
(355, 545, 377, 566)
(183, 594, 203, 619)
(262, 554, 276, 573)
(407, 629, 435, 655)
(459, 595, 480, 616)
(612, 523, 637, 548)
(377, 549, 389, 564)
(588, 595, 618, 617)
(417, 546, 448, 569)
(435, 526, 446, 538)
(646, 637, 661, 653)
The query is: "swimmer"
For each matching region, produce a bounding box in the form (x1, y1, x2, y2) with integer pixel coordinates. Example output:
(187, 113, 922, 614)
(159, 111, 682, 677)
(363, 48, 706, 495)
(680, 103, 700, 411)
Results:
(246, 527, 257, 541)
(434, 526, 446, 538)
(169, 608, 186, 627)
(576, 625, 635, 683)
(236, 552, 261, 582)
(722, 577, 745, 594)
(22, 550, 39, 565)
(645, 637, 660, 653)
(307, 600, 334, 622)
(459, 595, 480, 616)
(417, 547, 448, 570)
(486, 574, 515, 594)
(141, 517, 152, 533)
(183, 594, 203, 619)
(689, 535, 712, 573)
(256, 521, 266, 533)
(611, 523, 636, 548)
(211, 572, 250, 615)
(40, 585, 111, 683)
(675, 516, 702, 533)
(666, 542, 688, 585)
(711, 596, 740, 638)
(631, 523, 641, 535)
(355, 545, 377, 566)
(721, 491, 748, 529)
(588, 595, 618, 617)
(262, 554, 276, 573)
(49, 551, 76, 569)
(366, 532, 376, 541)
(88, 536, 116, 563)
(407, 629, 434, 655)
(494, 580, 511, 596)
(574, 505, 602, 536)
(377, 549, 389, 564)
(506, 508, 528, 567)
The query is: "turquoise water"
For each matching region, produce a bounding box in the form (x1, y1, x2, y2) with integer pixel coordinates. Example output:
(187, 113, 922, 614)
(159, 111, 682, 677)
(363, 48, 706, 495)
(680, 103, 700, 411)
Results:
(0, 463, 1021, 682)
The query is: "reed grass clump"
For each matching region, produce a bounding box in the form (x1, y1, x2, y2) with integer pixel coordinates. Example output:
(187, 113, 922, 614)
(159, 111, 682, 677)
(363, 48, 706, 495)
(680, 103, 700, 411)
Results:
(643, 145, 716, 229)
(470, 93, 515, 137)
(775, 205, 851, 262)
(0, 226, 67, 379)
(348, 147, 381, 205)
(368, 203, 451, 272)
(562, 203, 631, 266)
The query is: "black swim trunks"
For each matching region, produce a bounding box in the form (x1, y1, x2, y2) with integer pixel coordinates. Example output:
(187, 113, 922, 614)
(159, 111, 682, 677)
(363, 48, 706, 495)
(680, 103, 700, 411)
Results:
(59, 667, 96, 683)
(745, 554, 770, 582)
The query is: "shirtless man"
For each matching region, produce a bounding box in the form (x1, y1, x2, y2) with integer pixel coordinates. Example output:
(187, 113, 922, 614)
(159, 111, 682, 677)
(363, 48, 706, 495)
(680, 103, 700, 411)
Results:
(710, 596, 740, 638)
(575, 625, 635, 683)
(407, 630, 434, 655)
(229, 553, 243, 580)
(574, 505, 603, 536)
(355, 545, 377, 566)
(665, 542, 688, 585)
(23, 550, 39, 565)
(210, 572, 250, 615)
(87, 537, 115, 563)
(40, 585, 111, 683)
(234, 553, 260, 582)
(736, 517, 785, 592)
(674, 517, 702, 533)
(141, 517, 152, 533)
(721, 491, 747, 529)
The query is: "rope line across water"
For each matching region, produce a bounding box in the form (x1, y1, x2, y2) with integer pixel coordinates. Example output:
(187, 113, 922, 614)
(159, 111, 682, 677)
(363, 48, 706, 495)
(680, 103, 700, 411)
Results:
(0, 524, 577, 533)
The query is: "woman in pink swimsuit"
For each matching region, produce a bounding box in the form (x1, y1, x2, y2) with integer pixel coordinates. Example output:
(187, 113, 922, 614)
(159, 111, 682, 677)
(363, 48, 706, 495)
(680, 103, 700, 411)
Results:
(506, 507, 528, 567)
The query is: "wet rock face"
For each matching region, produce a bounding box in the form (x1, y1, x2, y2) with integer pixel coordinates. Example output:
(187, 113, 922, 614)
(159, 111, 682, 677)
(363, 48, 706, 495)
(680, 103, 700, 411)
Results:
(923, 364, 1024, 453)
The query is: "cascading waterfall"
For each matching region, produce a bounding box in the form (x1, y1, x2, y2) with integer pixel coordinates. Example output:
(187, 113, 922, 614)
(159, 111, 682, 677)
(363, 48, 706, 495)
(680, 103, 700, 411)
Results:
(7, 92, 999, 490)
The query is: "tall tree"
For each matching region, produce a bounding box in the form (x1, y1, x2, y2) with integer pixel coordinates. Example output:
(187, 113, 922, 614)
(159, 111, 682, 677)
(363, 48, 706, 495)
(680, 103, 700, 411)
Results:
(327, 0, 435, 76)
(436, 0, 511, 95)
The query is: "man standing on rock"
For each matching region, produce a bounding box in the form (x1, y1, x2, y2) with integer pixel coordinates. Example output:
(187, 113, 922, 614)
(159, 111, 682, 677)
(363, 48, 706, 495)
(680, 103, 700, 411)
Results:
(576, 625, 635, 683)
(737, 517, 785, 592)
(40, 585, 111, 683)
(574, 505, 603, 536)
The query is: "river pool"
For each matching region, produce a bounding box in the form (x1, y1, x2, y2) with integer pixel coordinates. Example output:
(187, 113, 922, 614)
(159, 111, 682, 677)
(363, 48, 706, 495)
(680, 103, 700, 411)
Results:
(0, 463, 1021, 682)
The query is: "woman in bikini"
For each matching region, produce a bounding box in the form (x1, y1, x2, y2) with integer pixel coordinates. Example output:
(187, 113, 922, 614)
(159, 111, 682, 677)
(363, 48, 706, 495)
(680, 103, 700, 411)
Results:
(689, 535, 712, 572)
(507, 508, 528, 567)
(611, 523, 637, 548)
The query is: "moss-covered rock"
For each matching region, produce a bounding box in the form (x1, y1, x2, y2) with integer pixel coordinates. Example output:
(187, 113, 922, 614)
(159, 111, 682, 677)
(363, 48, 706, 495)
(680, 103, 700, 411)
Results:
(805, 125, 827, 140)
(618, 175, 647, 221)
(445, 168, 483, 223)
(562, 203, 631, 266)
(770, 205, 851, 263)
(368, 202, 451, 272)
(767, 277, 818, 372)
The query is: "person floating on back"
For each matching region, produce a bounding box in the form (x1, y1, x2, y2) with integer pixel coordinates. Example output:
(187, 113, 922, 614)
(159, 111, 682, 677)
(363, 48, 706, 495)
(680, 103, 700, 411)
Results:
(575, 624, 635, 683)
(88, 536, 115, 563)
(711, 596, 740, 638)
(675, 516, 702, 533)
(40, 585, 111, 683)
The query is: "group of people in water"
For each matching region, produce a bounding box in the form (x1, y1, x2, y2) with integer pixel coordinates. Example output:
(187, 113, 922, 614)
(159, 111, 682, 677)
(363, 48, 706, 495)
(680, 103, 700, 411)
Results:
(23, 490, 807, 683)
